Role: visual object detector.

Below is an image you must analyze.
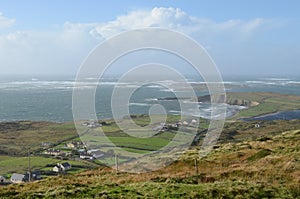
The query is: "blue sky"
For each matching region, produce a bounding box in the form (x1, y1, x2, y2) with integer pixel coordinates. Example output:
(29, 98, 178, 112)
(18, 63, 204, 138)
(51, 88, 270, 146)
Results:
(0, 0, 300, 76)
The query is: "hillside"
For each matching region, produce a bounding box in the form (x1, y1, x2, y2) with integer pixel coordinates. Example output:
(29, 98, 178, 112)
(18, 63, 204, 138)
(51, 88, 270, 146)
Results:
(0, 127, 299, 198)
(0, 92, 299, 198)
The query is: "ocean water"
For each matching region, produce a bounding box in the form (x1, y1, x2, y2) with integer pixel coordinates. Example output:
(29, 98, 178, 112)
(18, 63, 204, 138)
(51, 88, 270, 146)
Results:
(243, 110, 300, 121)
(0, 75, 299, 122)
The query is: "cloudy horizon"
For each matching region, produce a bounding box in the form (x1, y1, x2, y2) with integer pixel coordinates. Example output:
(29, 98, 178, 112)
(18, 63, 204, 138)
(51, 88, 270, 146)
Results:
(0, 1, 299, 77)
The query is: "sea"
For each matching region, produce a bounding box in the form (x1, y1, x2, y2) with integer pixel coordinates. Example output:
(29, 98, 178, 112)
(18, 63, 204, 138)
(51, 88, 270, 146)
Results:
(0, 75, 300, 122)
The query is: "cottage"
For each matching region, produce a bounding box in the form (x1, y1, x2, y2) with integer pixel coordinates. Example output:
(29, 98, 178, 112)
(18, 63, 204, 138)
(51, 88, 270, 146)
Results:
(53, 165, 62, 173)
(153, 125, 164, 131)
(60, 162, 71, 170)
(182, 121, 189, 125)
(30, 171, 41, 180)
(176, 121, 182, 126)
(87, 122, 102, 128)
(80, 154, 94, 160)
(90, 150, 104, 159)
(81, 122, 89, 126)
(53, 162, 72, 172)
(66, 142, 75, 148)
(87, 149, 104, 159)
(190, 119, 198, 125)
(10, 173, 26, 183)
(44, 148, 62, 156)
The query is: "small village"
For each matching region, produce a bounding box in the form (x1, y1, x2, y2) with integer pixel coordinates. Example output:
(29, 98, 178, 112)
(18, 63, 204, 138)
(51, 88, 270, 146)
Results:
(0, 121, 107, 185)
(0, 119, 201, 185)
(0, 138, 104, 185)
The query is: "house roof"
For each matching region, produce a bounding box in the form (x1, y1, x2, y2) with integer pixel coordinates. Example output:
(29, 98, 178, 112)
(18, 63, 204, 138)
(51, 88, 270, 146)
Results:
(11, 173, 25, 181)
(31, 170, 41, 175)
(90, 150, 104, 158)
(61, 162, 71, 168)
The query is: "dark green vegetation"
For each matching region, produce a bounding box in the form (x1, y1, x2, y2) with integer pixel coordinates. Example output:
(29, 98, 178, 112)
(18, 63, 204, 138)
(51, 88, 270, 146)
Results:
(79, 114, 206, 157)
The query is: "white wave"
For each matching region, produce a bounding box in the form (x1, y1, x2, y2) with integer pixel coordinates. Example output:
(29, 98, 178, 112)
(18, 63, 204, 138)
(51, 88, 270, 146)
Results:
(169, 110, 181, 114)
(245, 80, 282, 85)
(145, 98, 158, 101)
(145, 85, 164, 88)
(286, 81, 300, 84)
(244, 77, 300, 86)
(188, 81, 234, 84)
(245, 81, 266, 84)
(261, 77, 291, 81)
(159, 88, 174, 92)
(129, 102, 151, 107)
(183, 100, 202, 104)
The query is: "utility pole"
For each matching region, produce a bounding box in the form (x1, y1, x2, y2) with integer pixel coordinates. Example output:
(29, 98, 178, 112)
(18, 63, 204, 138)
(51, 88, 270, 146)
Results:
(28, 148, 31, 182)
(194, 158, 199, 175)
(115, 153, 118, 173)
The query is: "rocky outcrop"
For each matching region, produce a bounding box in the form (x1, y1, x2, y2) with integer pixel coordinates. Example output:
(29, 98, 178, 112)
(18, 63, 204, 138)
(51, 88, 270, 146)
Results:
(197, 95, 259, 107)
(226, 98, 259, 107)
(158, 94, 259, 107)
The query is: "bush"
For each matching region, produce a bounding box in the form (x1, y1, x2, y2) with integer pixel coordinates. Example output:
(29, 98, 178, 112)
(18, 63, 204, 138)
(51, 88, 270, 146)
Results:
(247, 149, 272, 161)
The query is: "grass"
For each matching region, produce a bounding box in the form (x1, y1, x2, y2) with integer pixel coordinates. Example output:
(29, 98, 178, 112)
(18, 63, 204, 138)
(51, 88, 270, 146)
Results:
(0, 121, 77, 156)
(0, 181, 293, 199)
(247, 149, 272, 161)
(0, 156, 58, 175)
(0, 127, 299, 198)
(0, 156, 95, 176)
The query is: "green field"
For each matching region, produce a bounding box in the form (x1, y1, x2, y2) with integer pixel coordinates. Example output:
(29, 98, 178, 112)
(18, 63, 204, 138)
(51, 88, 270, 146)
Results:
(226, 92, 300, 118)
(0, 156, 96, 177)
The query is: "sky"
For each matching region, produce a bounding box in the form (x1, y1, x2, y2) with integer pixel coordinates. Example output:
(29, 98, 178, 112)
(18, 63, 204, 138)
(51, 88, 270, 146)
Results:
(0, 0, 300, 77)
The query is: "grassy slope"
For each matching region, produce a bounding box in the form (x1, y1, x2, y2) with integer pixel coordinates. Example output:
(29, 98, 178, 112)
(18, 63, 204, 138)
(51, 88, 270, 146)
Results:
(0, 128, 299, 198)
(0, 121, 77, 156)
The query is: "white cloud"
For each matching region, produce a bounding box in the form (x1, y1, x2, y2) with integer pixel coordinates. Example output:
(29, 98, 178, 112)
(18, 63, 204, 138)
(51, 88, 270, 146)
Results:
(0, 7, 280, 75)
(0, 12, 15, 28)
(90, 7, 192, 38)
(89, 7, 268, 39)
(241, 18, 264, 33)
(0, 23, 99, 75)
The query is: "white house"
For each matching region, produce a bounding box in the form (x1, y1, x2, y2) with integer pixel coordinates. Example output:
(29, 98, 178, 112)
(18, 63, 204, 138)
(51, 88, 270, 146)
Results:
(190, 119, 198, 125)
(182, 121, 189, 125)
(66, 142, 75, 148)
(44, 149, 62, 156)
(53, 162, 72, 172)
(10, 173, 26, 183)
(80, 154, 94, 160)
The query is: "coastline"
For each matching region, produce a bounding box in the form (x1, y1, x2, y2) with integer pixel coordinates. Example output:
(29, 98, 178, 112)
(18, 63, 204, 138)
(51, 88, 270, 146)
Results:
(0, 91, 299, 123)
(241, 109, 300, 121)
